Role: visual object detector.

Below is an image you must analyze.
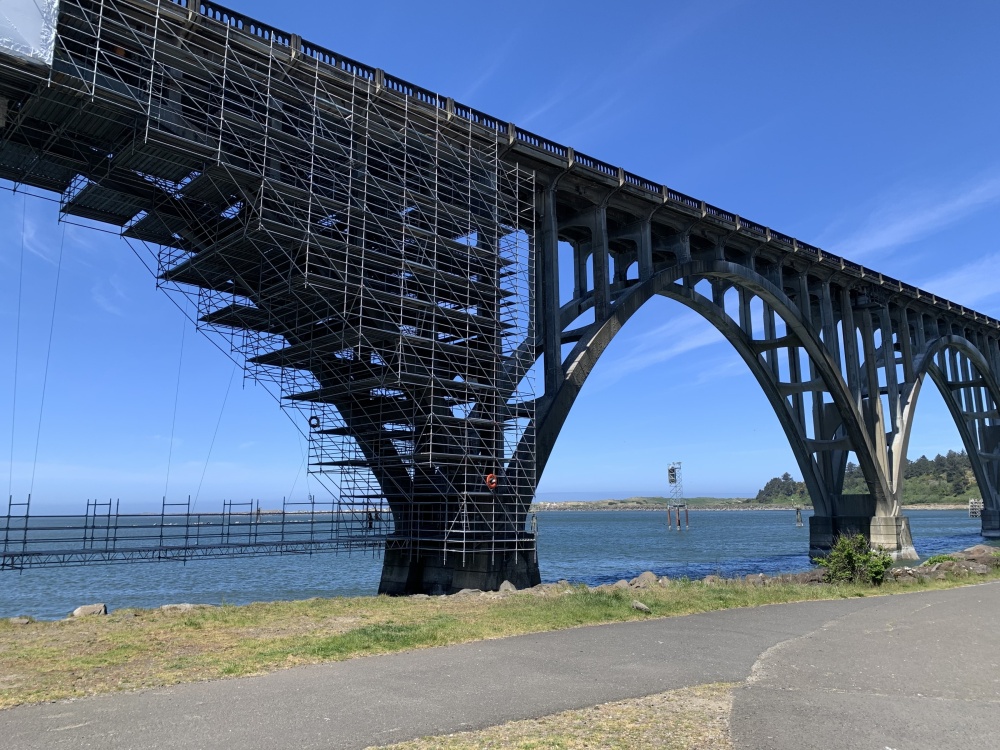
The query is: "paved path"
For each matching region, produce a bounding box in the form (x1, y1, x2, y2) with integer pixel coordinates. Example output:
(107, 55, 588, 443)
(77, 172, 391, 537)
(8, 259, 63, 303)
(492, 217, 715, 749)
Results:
(3, 583, 999, 749)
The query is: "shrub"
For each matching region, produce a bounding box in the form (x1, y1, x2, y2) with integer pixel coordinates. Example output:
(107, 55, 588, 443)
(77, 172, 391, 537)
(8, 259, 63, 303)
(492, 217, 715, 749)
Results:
(816, 534, 893, 586)
(922, 554, 956, 566)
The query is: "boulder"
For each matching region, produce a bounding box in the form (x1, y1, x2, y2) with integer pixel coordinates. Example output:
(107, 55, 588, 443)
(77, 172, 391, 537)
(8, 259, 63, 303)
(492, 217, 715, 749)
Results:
(630, 571, 659, 589)
(658, 576, 671, 587)
(611, 579, 630, 590)
(961, 545, 999, 567)
(702, 575, 722, 586)
(970, 563, 991, 575)
(454, 588, 482, 596)
(630, 600, 651, 613)
(498, 580, 517, 593)
(964, 544, 996, 556)
(71, 603, 107, 618)
(8, 617, 30, 626)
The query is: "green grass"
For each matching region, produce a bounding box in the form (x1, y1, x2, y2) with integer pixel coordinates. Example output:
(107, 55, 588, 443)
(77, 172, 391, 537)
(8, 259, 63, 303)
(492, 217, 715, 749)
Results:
(923, 554, 957, 565)
(2, 569, 999, 709)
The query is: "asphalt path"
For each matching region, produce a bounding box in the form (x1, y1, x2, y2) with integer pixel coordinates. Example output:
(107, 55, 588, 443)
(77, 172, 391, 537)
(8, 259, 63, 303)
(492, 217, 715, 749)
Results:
(3, 583, 999, 749)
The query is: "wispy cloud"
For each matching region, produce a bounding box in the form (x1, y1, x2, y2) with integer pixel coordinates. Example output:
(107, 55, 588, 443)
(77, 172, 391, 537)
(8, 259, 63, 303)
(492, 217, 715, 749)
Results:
(919, 251, 1000, 310)
(825, 173, 1000, 260)
(91, 272, 128, 316)
(583, 312, 722, 391)
(693, 356, 745, 386)
(458, 35, 516, 103)
(516, 1, 740, 137)
(21, 213, 60, 265)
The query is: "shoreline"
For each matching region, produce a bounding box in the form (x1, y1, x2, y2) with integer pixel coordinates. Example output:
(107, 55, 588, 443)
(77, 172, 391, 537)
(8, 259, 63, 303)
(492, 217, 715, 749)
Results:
(2, 543, 997, 713)
(530, 503, 970, 512)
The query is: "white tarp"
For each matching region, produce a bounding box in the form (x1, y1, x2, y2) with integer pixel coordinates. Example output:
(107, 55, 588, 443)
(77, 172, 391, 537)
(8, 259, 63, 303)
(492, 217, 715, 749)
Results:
(0, 0, 60, 66)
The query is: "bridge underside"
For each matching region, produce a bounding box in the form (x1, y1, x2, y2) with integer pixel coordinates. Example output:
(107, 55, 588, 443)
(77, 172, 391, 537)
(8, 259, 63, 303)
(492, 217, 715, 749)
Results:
(3, 0, 1000, 587)
(0, 0, 540, 592)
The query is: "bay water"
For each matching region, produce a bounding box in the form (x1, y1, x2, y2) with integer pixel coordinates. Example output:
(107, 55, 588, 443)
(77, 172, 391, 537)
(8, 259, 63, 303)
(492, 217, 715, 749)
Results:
(0, 508, 989, 620)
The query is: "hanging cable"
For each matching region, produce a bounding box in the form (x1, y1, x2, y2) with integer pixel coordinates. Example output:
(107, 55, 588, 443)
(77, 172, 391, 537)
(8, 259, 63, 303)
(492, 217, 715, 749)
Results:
(7, 196, 27, 501)
(29, 220, 68, 498)
(163, 309, 187, 502)
(193, 362, 238, 509)
(287, 433, 309, 501)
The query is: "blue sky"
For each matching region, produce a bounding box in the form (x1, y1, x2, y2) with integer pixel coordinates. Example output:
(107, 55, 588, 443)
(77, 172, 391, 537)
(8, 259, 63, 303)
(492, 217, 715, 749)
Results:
(2, 0, 1000, 511)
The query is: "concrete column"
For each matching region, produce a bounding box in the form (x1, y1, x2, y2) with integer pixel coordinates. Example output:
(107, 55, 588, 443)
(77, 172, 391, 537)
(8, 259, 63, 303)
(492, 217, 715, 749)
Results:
(762, 302, 780, 379)
(840, 288, 863, 407)
(787, 274, 806, 434)
(898, 306, 915, 384)
(787, 342, 807, 435)
(574, 243, 587, 302)
(821, 281, 840, 368)
(591, 205, 611, 320)
(738, 287, 753, 337)
(538, 185, 563, 398)
(870, 516, 917, 559)
(982, 508, 1000, 538)
(637, 217, 653, 280)
(859, 309, 882, 437)
(879, 305, 900, 441)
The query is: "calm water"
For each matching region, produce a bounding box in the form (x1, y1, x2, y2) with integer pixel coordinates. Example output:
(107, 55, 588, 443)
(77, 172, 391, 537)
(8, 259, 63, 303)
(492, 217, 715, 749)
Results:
(1, 509, 990, 620)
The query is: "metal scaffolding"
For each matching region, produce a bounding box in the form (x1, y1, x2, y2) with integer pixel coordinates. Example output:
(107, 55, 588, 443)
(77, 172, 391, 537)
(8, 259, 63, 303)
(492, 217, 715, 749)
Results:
(0, 0, 536, 572)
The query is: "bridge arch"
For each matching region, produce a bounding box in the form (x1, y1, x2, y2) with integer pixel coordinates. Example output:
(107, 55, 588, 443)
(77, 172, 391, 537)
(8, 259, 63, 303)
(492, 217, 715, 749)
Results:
(525, 259, 893, 519)
(893, 335, 1000, 519)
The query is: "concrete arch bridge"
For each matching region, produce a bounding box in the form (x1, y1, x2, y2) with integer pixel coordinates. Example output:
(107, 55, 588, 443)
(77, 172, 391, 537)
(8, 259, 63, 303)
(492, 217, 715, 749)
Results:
(523, 167, 1000, 561)
(1, 0, 998, 592)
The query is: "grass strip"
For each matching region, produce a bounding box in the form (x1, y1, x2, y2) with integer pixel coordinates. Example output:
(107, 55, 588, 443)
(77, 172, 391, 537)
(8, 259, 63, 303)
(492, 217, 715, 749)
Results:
(372, 682, 736, 750)
(1, 571, 998, 709)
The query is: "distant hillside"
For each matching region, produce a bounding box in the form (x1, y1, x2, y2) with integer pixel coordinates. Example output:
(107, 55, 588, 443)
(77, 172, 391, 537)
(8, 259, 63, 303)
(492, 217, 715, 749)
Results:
(755, 450, 979, 506)
(530, 496, 757, 512)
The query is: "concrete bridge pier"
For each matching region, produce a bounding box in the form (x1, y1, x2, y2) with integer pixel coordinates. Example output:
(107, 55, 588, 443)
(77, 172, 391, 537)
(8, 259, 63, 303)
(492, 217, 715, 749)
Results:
(870, 516, 917, 560)
(981, 509, 1000, 539)
(809, 494, 917, 560)
(378, 542, 541, 596)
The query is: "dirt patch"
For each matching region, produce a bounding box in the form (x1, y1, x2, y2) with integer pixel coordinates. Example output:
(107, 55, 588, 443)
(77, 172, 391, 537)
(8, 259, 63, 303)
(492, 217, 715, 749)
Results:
(372, 683, 735, 750)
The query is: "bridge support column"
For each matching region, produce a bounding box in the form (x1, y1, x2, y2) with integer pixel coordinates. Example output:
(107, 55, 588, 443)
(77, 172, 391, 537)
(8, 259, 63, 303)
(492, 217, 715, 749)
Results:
(809, 494, 917, 560)
(981, 509, 1000, 539)
(378, 542, 541, 596)
(870, 516, 917, 560)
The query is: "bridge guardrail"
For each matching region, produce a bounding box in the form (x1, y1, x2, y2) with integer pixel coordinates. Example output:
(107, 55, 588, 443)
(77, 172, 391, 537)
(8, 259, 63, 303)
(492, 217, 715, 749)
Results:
(514, 127, 568, 158)
(705, 203, 736, 223)
(574, 151, 619, 179)
(667, 189, 701, 211)
(623, 171, 660, 194)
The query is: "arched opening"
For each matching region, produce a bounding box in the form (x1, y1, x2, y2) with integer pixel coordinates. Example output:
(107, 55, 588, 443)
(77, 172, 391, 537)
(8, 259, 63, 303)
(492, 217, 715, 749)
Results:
(534, 279, 852, 582)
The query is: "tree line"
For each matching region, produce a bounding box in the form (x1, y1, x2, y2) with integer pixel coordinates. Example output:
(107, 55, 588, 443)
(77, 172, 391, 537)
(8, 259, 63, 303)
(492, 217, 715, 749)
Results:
(756, 450, 975, 504)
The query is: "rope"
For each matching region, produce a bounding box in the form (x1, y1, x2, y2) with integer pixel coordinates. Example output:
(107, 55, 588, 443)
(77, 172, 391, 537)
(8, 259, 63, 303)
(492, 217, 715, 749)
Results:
(162, 309, 187, 501)
(7, 196, 26, 500)
(287, 435, 308, 500)
(29, 221, 67, 497)
(193, 362, 238, 509)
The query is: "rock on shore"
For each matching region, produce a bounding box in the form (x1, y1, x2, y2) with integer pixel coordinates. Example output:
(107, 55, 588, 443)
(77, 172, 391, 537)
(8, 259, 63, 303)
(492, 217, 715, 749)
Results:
(70, 603, 107, 618)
